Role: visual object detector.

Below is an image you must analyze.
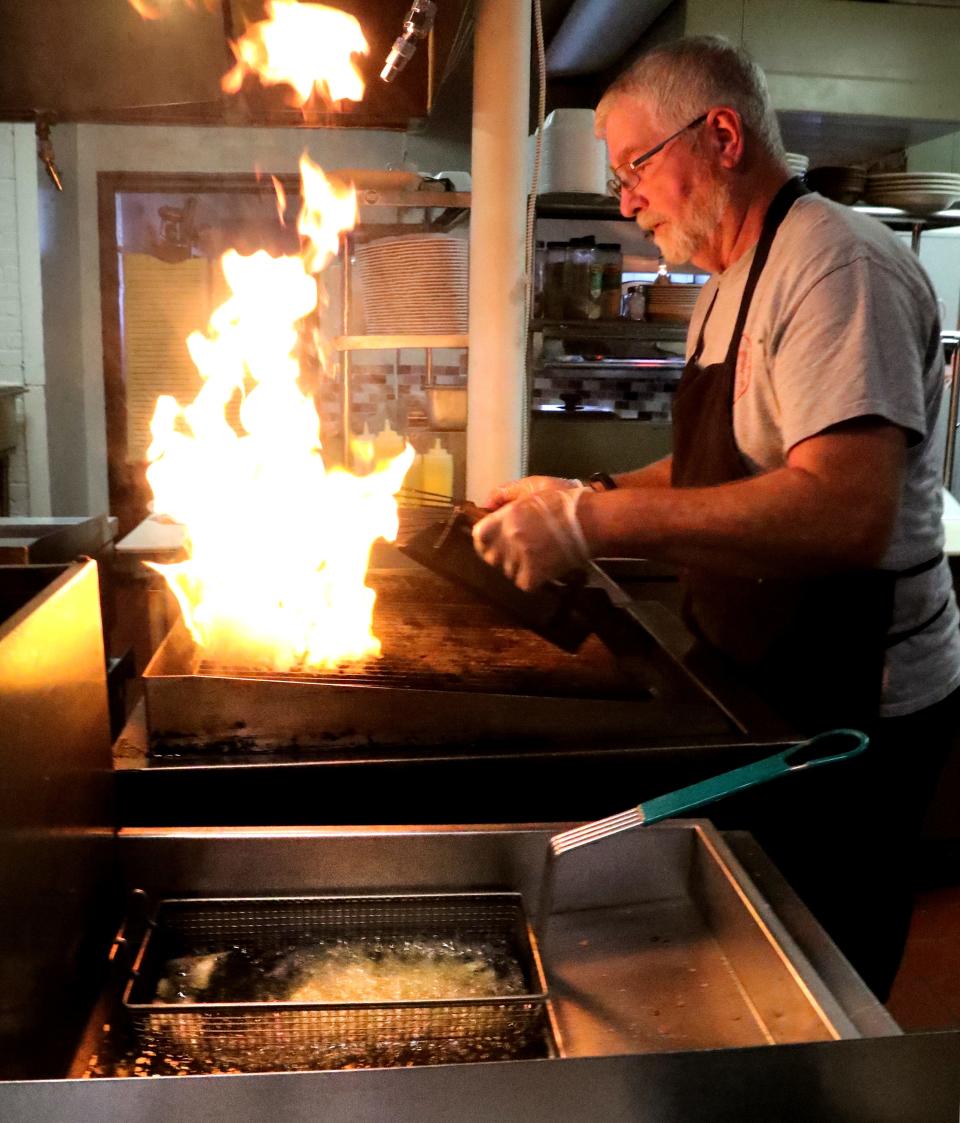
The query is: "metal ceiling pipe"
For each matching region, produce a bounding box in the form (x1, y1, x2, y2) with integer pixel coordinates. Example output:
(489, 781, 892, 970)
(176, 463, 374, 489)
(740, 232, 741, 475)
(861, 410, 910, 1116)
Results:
(466, 0, 532, 502)
(546, 0, 672, 77)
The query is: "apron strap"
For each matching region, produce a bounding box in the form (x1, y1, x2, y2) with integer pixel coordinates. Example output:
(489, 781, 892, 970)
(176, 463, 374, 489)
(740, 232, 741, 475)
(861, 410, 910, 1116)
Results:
(886, 596, 950, 649)
(690, 288, 720, 364)
(883, 550, 949, 648)
(892, 550, 944, 579)
(723, 176, 810, 370)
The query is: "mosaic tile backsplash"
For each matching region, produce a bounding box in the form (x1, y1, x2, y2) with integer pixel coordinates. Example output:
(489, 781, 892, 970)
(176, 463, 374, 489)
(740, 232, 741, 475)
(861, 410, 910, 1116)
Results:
(531, 369, 683, 421)
(317, 353, 682, 435)
(317, 354, 467, 435)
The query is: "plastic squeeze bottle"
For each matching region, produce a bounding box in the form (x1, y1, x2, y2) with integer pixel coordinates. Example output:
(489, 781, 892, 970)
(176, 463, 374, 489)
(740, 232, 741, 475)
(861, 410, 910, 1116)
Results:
(421, 438, 454, 500)
(374, 418, 405, 461)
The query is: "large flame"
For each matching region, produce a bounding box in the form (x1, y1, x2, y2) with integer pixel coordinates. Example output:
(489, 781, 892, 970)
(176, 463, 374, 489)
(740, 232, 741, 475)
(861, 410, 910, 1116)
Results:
(146, 156, 413, 671)
(222, 1, 369, 107)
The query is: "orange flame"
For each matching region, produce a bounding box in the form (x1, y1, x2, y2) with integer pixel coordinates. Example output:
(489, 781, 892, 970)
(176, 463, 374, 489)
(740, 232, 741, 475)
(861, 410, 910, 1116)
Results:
(127, 0, 217, 19)
(222, 1, 369, 107)
(145, 159, 413, 671)
(271, 175, 288, 226)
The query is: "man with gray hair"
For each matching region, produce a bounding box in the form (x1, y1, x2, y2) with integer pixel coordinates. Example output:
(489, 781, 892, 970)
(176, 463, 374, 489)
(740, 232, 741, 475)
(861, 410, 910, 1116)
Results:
(473, 35, 960, 999)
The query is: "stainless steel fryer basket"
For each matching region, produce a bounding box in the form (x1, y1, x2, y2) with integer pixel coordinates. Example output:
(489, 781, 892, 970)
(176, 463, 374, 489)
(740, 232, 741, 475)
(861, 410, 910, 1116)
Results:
(123, 893, 556, 1071)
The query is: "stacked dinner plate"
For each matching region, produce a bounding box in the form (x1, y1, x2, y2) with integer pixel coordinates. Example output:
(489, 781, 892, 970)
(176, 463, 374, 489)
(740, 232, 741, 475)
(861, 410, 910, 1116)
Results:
(355, 234, 469, 334)
(785, 152, 810, 177)
(863, 171, 960, 215)
(645, 281, 703, 323)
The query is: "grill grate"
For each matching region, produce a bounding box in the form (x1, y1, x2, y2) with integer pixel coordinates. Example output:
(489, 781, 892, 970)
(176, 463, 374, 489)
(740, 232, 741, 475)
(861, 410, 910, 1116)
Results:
(192, 571, 653, 700)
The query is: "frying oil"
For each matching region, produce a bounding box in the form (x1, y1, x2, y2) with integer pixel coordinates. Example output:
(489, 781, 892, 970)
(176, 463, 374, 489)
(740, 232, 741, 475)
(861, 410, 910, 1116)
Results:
(154, 936, 526, 1004)
(82, 934, 547, 1077)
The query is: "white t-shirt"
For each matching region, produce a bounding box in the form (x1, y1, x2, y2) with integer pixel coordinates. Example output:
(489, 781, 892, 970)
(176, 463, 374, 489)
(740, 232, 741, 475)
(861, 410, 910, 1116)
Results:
(686, 192, 960, 717)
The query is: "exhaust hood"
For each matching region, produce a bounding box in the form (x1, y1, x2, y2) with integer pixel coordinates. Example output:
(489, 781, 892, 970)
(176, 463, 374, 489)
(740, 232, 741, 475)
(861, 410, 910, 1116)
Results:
(0, 0, 459, 128)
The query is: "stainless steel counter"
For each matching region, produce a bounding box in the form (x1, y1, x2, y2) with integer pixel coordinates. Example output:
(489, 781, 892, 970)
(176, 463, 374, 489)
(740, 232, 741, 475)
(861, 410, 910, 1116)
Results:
(4, 1033, 960, 1123)
(3, 824, 958, 1122)
(4, 552, 959, 1121)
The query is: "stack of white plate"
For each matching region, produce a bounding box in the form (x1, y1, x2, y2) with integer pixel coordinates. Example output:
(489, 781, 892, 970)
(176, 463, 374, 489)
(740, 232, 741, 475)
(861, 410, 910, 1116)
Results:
(785, 152, 810, 176)
(864, 172, 960, 215)
(355, 234, 469, 334)
(645, 281, 703, 323)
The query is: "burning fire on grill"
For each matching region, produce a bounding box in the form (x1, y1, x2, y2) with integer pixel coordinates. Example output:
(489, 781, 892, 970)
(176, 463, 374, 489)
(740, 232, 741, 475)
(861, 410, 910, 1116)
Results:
(142, 6, 414, 673)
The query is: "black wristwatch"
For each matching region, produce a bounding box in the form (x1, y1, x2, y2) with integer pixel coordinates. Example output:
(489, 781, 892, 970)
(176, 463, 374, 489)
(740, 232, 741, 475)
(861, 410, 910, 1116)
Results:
(587, 472, 617, 492)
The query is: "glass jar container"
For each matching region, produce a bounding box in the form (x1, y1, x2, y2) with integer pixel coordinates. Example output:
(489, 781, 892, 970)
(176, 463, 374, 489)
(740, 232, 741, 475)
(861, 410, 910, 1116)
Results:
(543, 241, 567, 320)
(565, 236, 601, 320)
(621, 284, 646, 321)
(597, 242, 623, 319)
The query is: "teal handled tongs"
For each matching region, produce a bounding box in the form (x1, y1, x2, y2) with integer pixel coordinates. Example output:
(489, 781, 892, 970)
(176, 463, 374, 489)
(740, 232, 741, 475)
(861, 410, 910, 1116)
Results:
(539, 729, 868, 931)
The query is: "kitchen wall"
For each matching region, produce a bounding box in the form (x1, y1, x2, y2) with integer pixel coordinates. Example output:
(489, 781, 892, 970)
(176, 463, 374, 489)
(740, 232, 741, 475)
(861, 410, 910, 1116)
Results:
(909, 131, 960, 176)
(34, 121, 469, 518)
(906, 133, 960, 332)
(15, 101, 960, 519)
(911, 230, 960, 333)
(1, 123, 51, 516)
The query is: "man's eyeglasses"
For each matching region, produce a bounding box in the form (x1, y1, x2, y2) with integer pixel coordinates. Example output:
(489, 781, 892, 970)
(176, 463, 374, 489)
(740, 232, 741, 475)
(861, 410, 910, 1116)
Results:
(607, 113, 709, 197)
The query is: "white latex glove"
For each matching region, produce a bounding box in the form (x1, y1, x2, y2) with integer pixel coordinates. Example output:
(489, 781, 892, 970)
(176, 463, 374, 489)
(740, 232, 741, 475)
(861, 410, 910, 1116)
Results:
(472, 486, 591, 590)
(484, 474, 581, 511)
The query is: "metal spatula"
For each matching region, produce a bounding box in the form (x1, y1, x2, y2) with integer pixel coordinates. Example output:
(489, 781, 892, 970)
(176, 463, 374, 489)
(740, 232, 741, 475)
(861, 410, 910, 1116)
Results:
(538, 728, 868, 932)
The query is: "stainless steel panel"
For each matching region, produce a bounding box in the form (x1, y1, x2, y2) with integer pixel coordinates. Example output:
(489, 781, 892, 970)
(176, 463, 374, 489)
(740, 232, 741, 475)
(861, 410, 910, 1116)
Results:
(0, 515, 114, 565)
(4, 1033, 960, 1123)
(529, 416, 673, 480)
(0, 560, 118, 1079)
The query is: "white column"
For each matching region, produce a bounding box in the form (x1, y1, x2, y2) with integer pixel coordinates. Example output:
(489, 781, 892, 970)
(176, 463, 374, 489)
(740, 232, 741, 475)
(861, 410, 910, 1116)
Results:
(466, 0, 531, 501)
(14, 125, 52, 515)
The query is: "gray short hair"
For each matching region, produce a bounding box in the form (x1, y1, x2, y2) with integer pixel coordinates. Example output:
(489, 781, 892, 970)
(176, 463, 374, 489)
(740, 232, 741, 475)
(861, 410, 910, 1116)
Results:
(595, 35, 786, 163)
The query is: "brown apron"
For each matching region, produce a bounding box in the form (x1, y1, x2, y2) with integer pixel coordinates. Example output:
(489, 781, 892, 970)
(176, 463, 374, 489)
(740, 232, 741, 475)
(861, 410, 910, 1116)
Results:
(670, 177, 943, 734)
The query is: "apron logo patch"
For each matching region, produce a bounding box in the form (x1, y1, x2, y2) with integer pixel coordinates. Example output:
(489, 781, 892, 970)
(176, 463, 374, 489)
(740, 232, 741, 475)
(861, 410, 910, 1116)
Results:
(734, 336, 752, 401)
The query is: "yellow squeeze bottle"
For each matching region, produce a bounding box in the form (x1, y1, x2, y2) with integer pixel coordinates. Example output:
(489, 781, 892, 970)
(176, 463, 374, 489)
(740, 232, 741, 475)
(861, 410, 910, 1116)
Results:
(374, 418, 405, 461)
(421, 438, 454, 500)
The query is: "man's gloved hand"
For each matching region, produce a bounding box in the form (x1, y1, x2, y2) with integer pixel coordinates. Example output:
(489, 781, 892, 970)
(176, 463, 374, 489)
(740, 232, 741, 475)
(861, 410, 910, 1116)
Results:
(472, 486, 591, 590)
(484, 474, 581, 511)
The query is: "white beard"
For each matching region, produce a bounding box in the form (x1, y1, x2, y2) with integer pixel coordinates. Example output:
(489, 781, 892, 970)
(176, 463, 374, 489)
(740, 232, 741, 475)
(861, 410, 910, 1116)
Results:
(647, 178, 730, 267)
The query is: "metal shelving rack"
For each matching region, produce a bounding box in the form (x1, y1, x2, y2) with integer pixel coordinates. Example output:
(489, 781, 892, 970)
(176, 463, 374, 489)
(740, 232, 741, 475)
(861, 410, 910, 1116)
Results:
(529, 196, 692, 405)
(531, 195, 960, 482)
(535, 193, 960, 239)
(336, 189, 470, 465)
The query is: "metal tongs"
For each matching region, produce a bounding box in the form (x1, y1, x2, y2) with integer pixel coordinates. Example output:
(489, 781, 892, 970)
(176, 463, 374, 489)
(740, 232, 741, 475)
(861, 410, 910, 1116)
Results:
(538, 728, 869, 934)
